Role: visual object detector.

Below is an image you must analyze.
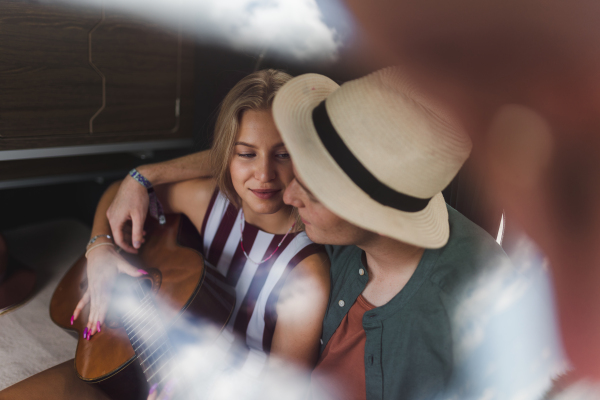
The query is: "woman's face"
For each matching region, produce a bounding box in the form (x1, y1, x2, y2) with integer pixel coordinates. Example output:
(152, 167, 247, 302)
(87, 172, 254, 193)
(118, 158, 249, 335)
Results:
(230, 109, 294, 215)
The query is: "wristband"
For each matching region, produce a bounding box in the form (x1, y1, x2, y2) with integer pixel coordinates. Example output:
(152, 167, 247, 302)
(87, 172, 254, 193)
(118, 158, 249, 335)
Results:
(129, 168, 166, 225)
(129, 168, 153, 189)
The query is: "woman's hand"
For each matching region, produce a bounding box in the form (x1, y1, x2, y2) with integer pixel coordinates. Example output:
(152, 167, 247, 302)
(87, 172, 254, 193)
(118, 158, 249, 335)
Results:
(72, 245, 147, 339)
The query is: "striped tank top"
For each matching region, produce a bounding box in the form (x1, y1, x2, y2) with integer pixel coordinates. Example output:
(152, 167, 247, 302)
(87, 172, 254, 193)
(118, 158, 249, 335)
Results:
(200, 190, 323, 374)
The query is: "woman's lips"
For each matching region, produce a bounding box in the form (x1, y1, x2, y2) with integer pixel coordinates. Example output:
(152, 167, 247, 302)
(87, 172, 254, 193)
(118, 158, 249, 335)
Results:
(301, 217, 310, 225)
(250, 189, 280, 200)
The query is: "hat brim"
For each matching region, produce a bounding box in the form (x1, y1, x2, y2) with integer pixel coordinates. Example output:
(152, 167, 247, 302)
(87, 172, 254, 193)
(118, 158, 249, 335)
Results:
(273, 74, 449, 249)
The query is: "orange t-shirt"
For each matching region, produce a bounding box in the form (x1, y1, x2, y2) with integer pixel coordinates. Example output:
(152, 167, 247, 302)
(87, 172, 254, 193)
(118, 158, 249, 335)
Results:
(311, 295, 376, 400)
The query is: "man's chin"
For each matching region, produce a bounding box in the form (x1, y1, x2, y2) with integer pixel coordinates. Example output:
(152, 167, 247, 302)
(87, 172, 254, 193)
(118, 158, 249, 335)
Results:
(304, 226, 329, 245)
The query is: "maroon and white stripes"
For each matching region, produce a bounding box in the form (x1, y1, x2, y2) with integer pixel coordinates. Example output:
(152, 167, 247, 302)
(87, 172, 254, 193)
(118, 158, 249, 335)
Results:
(200, 191, 322, 373)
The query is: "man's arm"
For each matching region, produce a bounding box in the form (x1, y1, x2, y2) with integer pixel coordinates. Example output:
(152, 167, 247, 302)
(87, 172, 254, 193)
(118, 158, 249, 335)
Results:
(107, 150, 211, 253)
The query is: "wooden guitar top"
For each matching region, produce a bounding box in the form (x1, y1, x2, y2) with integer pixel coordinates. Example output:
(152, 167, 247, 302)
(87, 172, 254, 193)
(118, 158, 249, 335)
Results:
(49, 214, 233, 383)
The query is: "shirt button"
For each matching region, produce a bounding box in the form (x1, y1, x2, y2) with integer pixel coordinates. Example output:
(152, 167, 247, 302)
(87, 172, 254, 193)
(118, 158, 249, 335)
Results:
(359, 268, 365, 275)
(338, 300, 345, 307)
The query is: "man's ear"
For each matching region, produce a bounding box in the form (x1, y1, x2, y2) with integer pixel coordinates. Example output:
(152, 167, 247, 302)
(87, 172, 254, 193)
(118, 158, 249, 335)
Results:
(483, 104, 554, 249)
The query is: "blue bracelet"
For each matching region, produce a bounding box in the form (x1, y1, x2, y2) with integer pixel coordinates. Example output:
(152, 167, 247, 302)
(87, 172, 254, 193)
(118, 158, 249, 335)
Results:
(129, 168, 153, 189)
(129, 168, 166, 225)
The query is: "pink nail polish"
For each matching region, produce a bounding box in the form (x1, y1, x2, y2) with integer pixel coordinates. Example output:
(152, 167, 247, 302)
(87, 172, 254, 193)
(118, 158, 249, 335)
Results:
(137, 269, 148, 275)
(70, 315, 74, 325)
(149, 383, 158, 395)
(83, 327, 88, 339)
(97, 321, 101, 332)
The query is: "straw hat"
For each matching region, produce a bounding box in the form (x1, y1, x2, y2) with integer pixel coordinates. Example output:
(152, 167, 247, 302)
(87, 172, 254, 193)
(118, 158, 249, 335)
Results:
(272, 67, 472, 248)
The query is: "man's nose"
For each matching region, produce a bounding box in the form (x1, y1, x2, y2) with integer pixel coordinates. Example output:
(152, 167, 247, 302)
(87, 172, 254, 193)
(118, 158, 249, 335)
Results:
(284, 180, 303, 207)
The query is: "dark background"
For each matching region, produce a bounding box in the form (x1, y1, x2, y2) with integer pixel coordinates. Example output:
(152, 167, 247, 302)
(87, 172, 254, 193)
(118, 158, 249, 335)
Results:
(0, 44, 362, 231)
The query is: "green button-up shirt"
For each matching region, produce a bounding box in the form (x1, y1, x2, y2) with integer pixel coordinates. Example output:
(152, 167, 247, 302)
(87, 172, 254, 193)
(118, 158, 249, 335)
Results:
(320, 205, 508, 400)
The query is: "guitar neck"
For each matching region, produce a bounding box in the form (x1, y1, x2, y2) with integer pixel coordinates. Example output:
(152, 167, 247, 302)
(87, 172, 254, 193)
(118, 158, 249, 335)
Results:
(122, 292, 175, 389)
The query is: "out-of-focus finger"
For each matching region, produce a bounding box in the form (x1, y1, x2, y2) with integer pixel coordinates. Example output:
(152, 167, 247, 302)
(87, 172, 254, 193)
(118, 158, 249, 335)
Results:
(73, 291, 91, 323)
(147, 383, 159, 400)
(118, 259, 148, 277)
(131, 212, 145, 250)
(87, 291, 102, 338)
(86, 305, 96, 339)
(95, 301, 110, 335)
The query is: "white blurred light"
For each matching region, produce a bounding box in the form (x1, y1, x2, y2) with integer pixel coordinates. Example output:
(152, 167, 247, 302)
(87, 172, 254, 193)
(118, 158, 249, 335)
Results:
(445, 233, 568, 400)
(496, 212, 505, 245)
(55, 0, 345, 62)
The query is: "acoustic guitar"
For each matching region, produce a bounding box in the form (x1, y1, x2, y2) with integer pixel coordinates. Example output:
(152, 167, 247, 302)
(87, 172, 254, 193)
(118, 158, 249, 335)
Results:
(50, 214, 236, 399)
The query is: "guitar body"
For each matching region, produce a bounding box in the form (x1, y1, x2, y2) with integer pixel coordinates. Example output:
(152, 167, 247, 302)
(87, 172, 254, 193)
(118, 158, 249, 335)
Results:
(50, 214, 236, 399)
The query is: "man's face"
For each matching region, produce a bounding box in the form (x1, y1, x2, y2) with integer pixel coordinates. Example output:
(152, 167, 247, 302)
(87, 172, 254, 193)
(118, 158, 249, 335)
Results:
(283, 166, 374, 246)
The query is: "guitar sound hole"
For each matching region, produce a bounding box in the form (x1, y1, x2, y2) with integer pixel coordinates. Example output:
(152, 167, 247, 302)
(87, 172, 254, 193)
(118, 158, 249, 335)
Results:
(139, 277, 153, 294)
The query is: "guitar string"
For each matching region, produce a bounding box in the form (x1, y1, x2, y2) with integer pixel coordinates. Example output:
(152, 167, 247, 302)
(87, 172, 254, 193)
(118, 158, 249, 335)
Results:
(125, 309, 153, 337)
(134, 325, 164, 355)
(125, 300, 159, 337)
(147, 354, 175, 381)
(141, 339, 169, 366)
(134, 329, 164, 354)
(141, 344, 174, 375)
(143, 348, 170, 373)
(128, 311, 158, 342)
(121, 294, 152, 323)
(122, 297, 153, 326)
(122, 303, 151, 326)
(155, 368, 174, 386)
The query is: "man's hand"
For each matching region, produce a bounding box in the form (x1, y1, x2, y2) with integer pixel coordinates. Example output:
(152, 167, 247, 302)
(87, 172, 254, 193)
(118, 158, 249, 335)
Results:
(107, 175, 149, 253)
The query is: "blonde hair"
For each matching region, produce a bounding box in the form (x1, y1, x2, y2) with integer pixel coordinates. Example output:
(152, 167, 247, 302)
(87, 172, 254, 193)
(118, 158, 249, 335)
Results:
(211, 69, 293, 208)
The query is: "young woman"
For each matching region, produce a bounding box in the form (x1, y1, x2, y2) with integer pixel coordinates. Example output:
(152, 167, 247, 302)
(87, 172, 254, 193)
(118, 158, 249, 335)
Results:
(73, 69, 331, 375)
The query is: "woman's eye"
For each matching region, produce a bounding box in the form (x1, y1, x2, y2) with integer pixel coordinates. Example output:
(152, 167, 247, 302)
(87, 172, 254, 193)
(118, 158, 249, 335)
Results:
(276, 153, 290, 160)
(238, 153, 255, 158)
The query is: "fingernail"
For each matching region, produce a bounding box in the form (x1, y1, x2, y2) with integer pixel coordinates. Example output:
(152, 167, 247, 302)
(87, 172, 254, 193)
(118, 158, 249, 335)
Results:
(87, 332, 91, 341)
(134, 241, 141, 248)
(70, 315, 74, 325)
(97, 321, 101, 332)
(138, 269, 148, 275)
(83, 327, 88, 339)
(148, 383, 158, 395)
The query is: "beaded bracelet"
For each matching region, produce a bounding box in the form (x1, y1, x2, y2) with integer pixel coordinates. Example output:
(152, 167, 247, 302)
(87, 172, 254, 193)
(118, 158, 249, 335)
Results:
(87, 234, 112, 248)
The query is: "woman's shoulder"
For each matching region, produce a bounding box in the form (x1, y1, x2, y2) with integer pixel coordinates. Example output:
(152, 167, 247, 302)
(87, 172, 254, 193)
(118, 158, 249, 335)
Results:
(283, 242, 330, 287)
(276, 249, 330, 310)
(172, 178, 217, 208)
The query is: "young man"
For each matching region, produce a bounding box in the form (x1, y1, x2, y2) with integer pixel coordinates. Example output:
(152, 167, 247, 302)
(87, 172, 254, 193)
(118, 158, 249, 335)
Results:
(272, 68, 508, 399)
(108, 68, 508, 399)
